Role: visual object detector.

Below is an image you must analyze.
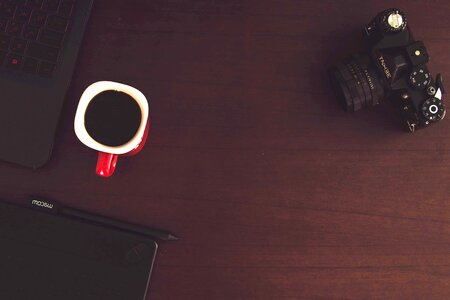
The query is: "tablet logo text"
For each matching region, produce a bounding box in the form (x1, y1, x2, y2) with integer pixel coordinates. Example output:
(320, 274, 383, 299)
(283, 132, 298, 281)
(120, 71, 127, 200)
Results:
(31, 200, 53, 209)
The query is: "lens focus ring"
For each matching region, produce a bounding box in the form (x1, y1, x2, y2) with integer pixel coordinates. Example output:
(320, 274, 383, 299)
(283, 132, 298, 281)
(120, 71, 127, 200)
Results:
(330, 54, 385, 112)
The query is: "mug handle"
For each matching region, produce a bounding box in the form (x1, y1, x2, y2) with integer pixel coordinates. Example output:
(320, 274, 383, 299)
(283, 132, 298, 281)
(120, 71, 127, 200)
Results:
(96, 152, 118, 177)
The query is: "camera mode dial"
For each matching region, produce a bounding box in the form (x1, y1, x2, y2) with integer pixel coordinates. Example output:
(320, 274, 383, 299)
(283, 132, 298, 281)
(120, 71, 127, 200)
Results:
(422, 97, 445, 122)
(410, 67, 431, 89)
(381, 9, 407, 33)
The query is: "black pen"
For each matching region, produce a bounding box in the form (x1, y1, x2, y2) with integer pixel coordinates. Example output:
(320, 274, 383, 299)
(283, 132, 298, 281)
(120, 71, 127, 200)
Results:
(29, 198, 179, 241)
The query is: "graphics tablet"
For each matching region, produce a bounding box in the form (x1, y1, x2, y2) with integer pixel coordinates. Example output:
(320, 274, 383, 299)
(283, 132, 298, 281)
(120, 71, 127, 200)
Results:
(0, 200, 157, 300)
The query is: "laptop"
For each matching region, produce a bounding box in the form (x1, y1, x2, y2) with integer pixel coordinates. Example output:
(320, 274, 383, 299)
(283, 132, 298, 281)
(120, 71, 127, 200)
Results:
(0, 0, 93, 168)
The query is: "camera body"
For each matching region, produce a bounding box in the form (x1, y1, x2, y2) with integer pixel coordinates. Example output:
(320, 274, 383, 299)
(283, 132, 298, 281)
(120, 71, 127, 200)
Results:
(330, 8, 445, 132)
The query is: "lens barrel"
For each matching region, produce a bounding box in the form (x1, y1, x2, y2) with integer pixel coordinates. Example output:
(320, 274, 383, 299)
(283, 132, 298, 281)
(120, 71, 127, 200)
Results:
(329, 54, 385, 112)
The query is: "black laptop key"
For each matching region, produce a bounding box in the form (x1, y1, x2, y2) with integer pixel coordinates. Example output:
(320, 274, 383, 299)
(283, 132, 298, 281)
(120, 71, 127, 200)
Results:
(0, 3, 15, 18)
(15, 5, 32, 22)
(0, 1, 12, 10)
(13, 0, 27, 5)
(0, 34, 10, 50)
(29, 9, 46, 27)
(22, 24, 39, 39)
(11, 38, 26, 53)
(5, 53, 22, 69)
(22, 56, 38, 74)
(42, 0, 59, 11)
(6, 20, 24, 36)
(27, 0, 43, 8)
(27, 41, 58, 62)
(39, 28, 63, 46)
(58, 0, 72, 17)
(0, 17, 7, 31)
(0, 50, 5, 63)
(38, 61, 54, 77)
(46, 14, 67, 32)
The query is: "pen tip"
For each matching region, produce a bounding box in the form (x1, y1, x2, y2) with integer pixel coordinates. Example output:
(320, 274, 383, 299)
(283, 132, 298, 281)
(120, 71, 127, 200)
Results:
(167, 234, 179, 241)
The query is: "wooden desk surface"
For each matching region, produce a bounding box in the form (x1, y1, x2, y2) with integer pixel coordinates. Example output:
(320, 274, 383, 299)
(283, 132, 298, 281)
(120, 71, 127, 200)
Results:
(2, 1, 450, 299)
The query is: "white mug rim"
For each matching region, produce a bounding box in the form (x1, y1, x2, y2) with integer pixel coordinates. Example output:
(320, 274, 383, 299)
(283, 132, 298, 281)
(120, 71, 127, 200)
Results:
(74, 81, 149, 155)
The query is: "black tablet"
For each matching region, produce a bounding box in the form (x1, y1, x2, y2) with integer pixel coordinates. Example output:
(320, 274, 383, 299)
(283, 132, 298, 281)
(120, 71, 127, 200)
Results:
(0, 200, 157, 300)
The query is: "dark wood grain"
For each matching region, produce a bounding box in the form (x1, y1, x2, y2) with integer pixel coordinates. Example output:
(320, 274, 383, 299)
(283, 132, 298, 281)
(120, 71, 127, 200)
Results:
(2, 0, 450, 299)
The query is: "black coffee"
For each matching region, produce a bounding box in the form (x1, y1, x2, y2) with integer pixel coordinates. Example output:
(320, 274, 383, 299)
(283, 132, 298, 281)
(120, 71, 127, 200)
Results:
(84, 90, 142, 147)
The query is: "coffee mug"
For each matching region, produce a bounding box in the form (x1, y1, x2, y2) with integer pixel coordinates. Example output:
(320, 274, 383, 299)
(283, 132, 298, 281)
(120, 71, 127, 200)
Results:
(74, 81, 149, 177)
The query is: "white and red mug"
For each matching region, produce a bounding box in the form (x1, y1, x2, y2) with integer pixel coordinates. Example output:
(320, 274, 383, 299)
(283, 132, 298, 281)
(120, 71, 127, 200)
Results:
(74, 81, 149, 177)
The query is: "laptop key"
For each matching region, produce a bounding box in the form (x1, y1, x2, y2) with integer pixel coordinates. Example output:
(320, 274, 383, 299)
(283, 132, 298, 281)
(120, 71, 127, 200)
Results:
(22, 24, 39, 39)
(6, 20, 24, 36)
(29, 9, 46, 27)
(39, 28, 63, 46)
(0, 17, 7, 31)
(0, 3, 15, 18)
(26, 0, 44, 8)
(22, 57, 38, 74)
(27, 41, 58, 62)
(42, 0, 59, 11)
(58, 0, 73, 17)
(11, 38, 27, 53)
(46, 15, 68, 32)
(15, 5, 32, 22)
(0, 50, 5, 63)
(5, 53, 22, 69)
(0, 34, 11, 50)
(27, 0, 43, 8)
(38, 61, 54, 77)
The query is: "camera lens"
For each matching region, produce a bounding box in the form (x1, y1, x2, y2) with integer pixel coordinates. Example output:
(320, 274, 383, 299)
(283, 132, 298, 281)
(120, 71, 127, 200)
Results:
(329, 54, 385, 112)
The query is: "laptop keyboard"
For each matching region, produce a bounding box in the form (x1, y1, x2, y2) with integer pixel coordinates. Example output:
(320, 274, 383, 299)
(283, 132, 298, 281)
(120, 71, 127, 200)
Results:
(0, 0, 74, 78)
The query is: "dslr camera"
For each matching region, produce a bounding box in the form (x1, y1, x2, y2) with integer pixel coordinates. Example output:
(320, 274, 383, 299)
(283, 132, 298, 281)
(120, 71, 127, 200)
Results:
(330, 8, 445, 132)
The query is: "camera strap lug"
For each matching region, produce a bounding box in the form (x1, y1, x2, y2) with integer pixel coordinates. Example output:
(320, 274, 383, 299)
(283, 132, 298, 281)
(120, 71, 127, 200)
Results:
(406, 121, 416, 132)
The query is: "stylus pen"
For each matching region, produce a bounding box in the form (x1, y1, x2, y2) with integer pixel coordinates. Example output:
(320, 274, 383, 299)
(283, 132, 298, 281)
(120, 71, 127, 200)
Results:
(59, 207, 179, 241)
(30, 198, 178, 241)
